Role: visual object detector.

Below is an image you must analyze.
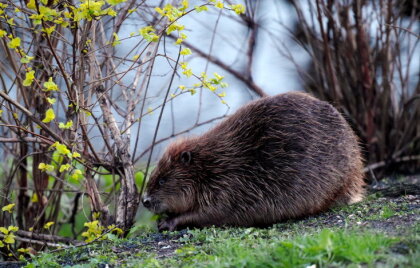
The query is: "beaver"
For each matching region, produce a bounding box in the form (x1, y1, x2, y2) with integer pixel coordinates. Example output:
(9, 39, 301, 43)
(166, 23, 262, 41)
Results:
(142, 92, 365, 231)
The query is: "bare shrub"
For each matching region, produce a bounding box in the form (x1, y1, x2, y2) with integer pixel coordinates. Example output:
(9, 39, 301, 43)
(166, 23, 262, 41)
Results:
(289, 0, 419, 179)
(0, 0, 249, 257)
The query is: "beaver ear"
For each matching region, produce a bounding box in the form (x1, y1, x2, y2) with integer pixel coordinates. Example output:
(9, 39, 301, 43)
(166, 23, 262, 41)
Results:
(180, 151, 192, 165)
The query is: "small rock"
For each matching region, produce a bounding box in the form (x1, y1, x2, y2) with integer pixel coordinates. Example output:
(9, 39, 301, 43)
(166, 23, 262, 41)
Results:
(405, 195, 416, 201)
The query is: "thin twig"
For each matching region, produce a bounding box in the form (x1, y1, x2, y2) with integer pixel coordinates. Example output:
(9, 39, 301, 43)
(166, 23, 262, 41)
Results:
(140, 46, 182, 196)
(363, 155, 420, 172)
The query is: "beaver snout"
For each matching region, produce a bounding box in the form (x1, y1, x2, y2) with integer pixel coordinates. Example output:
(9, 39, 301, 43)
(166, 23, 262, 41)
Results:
(142, 194, 168, 214)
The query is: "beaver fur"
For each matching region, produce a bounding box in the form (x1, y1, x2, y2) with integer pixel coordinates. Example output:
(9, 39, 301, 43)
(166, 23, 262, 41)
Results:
(142, 92, 365, 231)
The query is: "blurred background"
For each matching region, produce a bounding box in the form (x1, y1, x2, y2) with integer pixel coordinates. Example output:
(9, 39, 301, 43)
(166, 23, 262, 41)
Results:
(127, 0, 419, 179)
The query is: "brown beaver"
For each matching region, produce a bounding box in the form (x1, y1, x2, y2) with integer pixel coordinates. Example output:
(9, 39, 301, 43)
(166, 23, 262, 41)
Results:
(142, 92, 365, 231)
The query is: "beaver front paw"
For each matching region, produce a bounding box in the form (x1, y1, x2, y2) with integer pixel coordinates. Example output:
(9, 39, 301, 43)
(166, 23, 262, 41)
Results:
(157, 217, 178, 232)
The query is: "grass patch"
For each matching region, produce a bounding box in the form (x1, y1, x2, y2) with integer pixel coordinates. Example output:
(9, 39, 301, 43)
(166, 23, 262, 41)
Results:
(26, 192, 419, 267)
(165, 228, 398, 268)
(26, 227, 416, 268)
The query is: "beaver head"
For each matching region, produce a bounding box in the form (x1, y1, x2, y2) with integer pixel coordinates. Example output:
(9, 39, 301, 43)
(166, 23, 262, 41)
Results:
(142, 139, 199, 216)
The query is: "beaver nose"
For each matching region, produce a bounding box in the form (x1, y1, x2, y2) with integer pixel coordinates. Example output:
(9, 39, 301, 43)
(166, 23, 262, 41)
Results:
(142, 196, 151, 208)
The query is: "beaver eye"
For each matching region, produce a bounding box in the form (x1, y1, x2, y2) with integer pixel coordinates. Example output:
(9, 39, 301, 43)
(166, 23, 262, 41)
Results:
(180, 151, 192, 165)
(158, 178, 166, 186)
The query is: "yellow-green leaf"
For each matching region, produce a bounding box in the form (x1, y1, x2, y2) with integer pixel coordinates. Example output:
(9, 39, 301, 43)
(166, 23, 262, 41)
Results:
(43, 222, 54, 229)
(139, 26, 159, 42)
(107, 224, 123, 235)
(53, 17, 69, 27)
(43, 25, 56, 36)
(27, 0, 36, 10)
(59, 120, 73, 129)
(166, 23, 185, 35)
(230, 4, 246, 15)
(31, 193, 38, 203)
(46, 97, 56, 104)
(0, 30, 6, 38)
(4, 233, 15, 244)
(180, 48, 191, 55)
(154, 4, 182, 22)
(42, 108, 55, 123)
(112, 32, 121, 47)
(214, 72, 224, 81)
(175, 38, 183, 45)
(51, 142, 71, 156)
(82, 109, 92, 116)
(71, 169, 83, 180)
(106, 0, 126, 6)
(2, 203, 15, 213)
(20, 55, 34, 63)
(180, 62, 188, 69)
(207, 84, 217, 91)
(106, 8, 117, 17)
(18, 248, 30, 253)
(92, 212, 101, 220)
(29, 14, 44, 25)
(8, 37, 21, 49)
(7, 18, 15, 26)
(43, 77, 59, 91)
(215, 1, 224, 9)
(59, 164, 71, 173)
(220, 82, 228, 88)
(38, 162, 55, 172)
(179, 0, 189, 11)
(8, 226, 18, 232)
(182, 68, 193, 77)
(195, 5, 208, 12)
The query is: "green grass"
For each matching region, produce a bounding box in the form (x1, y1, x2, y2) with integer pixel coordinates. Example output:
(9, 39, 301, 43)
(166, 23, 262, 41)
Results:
(26, 192, 419, 268)
(172, 228, 396, 268)
(26, 227, 418, 268)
